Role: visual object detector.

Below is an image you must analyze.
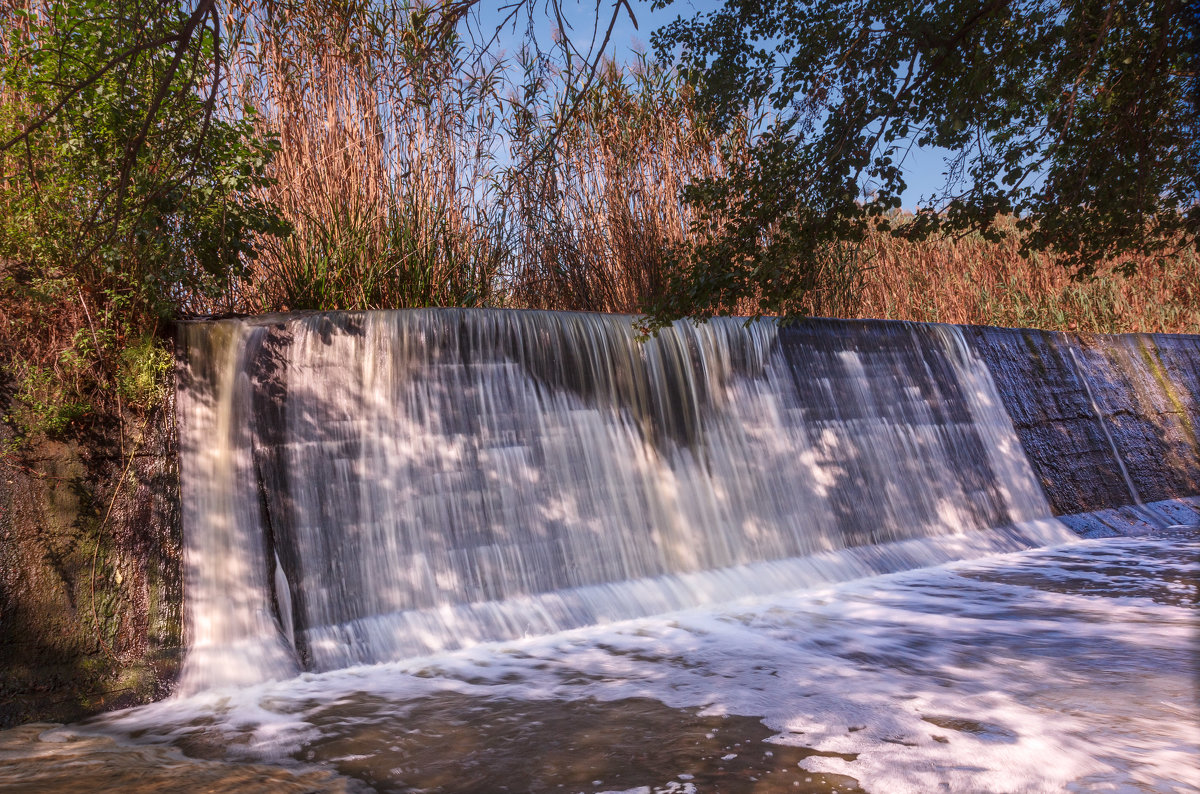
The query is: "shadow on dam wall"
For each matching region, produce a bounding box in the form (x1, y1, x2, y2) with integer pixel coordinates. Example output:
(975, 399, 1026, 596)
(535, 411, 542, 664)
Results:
(2, 312, 1198, 725)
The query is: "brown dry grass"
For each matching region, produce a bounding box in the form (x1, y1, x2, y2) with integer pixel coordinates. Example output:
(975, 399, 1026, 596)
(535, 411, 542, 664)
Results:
(220, 8, 754, 319)
(501, 57, 754, 314)
(849, 223, 1200, 335)
(222, 0, 510, 312)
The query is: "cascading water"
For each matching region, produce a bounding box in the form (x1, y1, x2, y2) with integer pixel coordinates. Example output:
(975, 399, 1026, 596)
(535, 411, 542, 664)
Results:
(175, 323, 300, 692)
(175, 310, 1074, 693)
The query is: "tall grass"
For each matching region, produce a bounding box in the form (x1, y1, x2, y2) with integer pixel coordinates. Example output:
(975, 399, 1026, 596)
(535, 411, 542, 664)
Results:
(217, 2, 754, 318)
(223, 0, 510, 312)
(501, 56, 755, 314)
(853, 220, 1200, 334)
(214, 1, 1198, 335)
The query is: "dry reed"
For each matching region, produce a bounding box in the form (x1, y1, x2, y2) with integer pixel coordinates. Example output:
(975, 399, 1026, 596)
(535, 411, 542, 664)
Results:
(223, 0, 510, 312)
(852, 221, 1200, 334)
(501, 56, 754, 314)
(211, 1, 1198, 335)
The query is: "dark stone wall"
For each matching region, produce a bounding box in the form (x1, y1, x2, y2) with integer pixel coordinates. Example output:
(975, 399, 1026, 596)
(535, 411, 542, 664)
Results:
(965, 327, 1200, 515)
(0, 394, 182, 728)
(1083, 333, 1200, 502)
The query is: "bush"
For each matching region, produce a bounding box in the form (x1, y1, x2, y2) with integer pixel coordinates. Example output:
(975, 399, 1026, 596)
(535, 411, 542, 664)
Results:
(0, 0, 288, 443)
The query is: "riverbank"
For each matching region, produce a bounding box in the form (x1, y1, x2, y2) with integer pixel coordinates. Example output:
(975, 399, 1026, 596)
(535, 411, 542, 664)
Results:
(0, 398, 181, 728)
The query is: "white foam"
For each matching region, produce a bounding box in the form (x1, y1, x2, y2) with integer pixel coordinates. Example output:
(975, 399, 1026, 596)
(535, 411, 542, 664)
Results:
(90, 535, 1198, 792)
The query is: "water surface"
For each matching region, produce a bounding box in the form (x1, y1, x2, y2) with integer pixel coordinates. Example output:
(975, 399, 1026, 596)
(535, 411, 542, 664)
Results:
(4, 533, 1196, 793)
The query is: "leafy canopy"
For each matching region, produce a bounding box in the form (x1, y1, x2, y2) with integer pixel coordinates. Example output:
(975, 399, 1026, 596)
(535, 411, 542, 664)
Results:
(0, 0, 288, 319)
(647, 0, 1200, 325)
(0, 0, 289, 439)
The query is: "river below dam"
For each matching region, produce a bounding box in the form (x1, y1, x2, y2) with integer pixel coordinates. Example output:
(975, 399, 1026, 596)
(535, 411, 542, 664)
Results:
(3, 529, 1196, 793)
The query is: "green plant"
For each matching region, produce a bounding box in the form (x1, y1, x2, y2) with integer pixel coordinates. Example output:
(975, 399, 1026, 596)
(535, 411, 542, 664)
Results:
(648, 0, 1199, 328)
(0, 0, 288, 444)
(6, 363, 91, 438)
(118, 335, 172, 411)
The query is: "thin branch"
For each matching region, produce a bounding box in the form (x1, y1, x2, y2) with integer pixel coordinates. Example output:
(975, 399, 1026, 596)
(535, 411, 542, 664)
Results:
(193, 7, 222, 169)
(114, 0, 218, 207)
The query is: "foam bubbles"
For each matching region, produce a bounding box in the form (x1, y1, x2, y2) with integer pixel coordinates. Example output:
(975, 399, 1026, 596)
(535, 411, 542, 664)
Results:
(84, 534, 1197, 793)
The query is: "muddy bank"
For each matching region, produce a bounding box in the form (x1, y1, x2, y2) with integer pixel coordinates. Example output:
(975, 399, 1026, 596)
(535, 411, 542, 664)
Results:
(0, 395, 181, 728)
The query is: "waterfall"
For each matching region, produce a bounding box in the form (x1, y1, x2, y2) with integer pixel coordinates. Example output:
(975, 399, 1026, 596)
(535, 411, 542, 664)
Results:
(175, 310, 1073, 692)
(175, 322, 299, 693)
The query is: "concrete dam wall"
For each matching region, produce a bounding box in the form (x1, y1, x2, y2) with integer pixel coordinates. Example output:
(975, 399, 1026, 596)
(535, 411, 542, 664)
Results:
(172, 311, 1199, 691)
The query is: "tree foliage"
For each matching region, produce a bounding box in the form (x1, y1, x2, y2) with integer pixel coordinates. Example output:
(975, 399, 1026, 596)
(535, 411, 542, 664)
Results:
(0, 0, 287, 317)
(0, 0, 287, 439)
(647, 0, 1200, 325)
